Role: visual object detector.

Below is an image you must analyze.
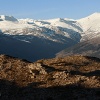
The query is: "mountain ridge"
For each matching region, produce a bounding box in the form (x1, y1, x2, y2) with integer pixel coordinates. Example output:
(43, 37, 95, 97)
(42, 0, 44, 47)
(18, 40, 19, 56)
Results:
(0, 13, 100, 61)
(1, 13, 100, 41)
(56, 36, 100, 58)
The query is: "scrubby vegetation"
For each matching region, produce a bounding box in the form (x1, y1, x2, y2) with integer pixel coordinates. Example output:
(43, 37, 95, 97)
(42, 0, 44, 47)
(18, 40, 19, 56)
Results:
(0, 55, 100, 100)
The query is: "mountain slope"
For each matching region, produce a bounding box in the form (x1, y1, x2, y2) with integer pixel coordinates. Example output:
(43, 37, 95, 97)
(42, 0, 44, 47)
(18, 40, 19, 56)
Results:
(77, 13, 100, 41)
(56, 36, 100, 58)
(0, 31, 78, 61)
(0, 55, 100, 100)
(77, 13, 100, 32)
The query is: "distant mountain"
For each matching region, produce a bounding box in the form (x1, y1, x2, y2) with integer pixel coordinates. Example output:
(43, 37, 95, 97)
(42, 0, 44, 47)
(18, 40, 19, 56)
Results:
(0, 54, 100, 100)
(56, 36, 100, 58)
(0, 13, 100, 61)
(0, 15, 18, 22)
(0, 15, 82, 61)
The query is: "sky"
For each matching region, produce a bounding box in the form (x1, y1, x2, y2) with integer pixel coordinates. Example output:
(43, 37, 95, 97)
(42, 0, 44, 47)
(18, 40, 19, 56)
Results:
(0, 0, 100, 20)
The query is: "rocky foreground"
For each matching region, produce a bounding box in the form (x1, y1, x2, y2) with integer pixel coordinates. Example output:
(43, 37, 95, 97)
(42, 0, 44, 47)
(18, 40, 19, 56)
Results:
(0, 54, 100, 100)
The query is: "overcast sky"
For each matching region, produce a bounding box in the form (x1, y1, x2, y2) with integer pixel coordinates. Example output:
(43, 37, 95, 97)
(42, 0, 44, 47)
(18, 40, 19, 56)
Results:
(0, 0, 100, 19)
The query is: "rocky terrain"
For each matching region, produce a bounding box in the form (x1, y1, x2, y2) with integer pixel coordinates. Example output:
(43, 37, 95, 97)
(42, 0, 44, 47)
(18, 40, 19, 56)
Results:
(0, 54, 100, 100)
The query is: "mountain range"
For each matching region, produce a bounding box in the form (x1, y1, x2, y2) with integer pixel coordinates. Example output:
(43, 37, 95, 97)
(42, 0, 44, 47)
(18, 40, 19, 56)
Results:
(0, 13, 100, 61)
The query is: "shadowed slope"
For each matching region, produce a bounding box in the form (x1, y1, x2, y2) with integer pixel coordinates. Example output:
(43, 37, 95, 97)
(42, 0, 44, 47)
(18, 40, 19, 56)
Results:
(0, 32, 77, 62)
(56, 36, 100, 58)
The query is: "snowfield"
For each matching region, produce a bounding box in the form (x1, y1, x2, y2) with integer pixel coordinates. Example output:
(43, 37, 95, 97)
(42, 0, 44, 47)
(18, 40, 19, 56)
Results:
(0, 13, 100, 42)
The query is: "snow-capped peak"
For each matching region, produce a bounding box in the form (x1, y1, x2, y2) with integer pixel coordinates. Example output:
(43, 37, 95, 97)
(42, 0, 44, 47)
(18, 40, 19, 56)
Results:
(0, 15, 18, 22)
(89, 12, 100, 16)
(84, 12, 100, 20)
(77, 12, 100, 32)
(0, 13, 100, 43)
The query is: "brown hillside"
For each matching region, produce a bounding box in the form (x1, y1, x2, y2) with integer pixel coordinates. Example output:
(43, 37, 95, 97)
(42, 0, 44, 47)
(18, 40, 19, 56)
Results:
(0, 55, 100, 100)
